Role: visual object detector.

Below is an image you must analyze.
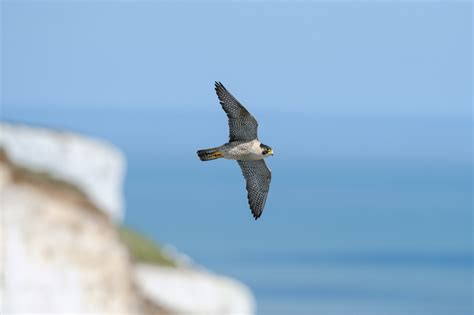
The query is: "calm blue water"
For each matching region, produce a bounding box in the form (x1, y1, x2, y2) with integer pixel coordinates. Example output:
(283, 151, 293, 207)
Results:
(3, 107, 472, 315)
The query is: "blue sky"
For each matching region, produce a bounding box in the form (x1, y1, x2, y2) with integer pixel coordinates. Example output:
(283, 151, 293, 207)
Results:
(2, 1, 471, 118)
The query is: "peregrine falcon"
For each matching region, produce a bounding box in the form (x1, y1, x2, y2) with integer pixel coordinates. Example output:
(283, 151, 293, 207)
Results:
(197, 82, 273, 220)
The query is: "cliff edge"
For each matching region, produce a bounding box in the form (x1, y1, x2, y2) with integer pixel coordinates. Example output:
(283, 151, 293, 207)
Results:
(0, 122, 255, 315)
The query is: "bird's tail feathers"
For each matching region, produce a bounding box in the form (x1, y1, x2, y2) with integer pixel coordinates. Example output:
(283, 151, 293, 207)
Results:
(197, 147, 224, 161)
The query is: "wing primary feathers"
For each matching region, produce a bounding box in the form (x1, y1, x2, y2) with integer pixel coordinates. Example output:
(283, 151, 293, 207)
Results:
(214, 81, 259, 142)
(237, 160, 272, 220)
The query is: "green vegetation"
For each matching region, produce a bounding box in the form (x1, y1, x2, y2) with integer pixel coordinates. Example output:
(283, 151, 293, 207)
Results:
(118, 226, 178, 267)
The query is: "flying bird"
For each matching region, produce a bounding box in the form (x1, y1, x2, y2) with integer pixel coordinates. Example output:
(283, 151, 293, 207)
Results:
(197, 82, 273, 219)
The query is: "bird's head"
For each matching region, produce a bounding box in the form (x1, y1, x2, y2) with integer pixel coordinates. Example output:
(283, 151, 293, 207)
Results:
(260, 143, 274, 157)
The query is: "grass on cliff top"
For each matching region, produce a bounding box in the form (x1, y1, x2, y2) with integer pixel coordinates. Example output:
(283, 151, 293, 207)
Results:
(118, 226, 178, 267)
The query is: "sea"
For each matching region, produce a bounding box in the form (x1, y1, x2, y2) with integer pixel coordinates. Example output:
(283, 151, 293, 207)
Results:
(3, 106, 472, 315)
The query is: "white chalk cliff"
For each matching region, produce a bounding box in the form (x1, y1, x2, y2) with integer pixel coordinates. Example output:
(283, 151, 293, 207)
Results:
(0, 123, 125, 221)
(0, 122, 255, 315)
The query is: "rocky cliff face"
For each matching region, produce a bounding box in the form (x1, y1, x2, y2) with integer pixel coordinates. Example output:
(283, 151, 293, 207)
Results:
(0, 149, 166, 314)
(0, 123, 255, 315)
(0, 123, 125, 221)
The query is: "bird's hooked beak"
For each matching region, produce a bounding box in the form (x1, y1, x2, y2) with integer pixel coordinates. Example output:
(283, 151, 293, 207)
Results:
(269, 149, 274, 156)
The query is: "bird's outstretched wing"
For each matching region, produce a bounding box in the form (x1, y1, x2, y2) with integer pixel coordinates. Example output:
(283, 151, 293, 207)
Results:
(215, 82, 258, 142)
(237, 160, 272, 219)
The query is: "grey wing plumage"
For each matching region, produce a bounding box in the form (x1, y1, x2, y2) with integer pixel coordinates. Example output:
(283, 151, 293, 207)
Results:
(237, 160, 272, 219)
(215, 82, 259, 142)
